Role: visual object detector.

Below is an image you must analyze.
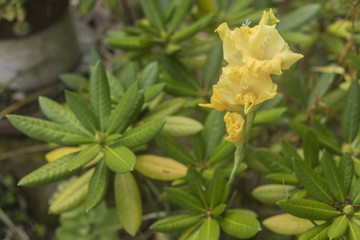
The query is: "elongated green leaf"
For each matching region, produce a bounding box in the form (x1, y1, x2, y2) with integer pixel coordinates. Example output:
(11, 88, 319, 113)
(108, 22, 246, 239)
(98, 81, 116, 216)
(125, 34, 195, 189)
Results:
(252, 184, 297, 204)
(327, 215, 349, 239)
(207, 168, 225, 208)
(342, 79, 360, 143)
(265, 173, 299, 185)
(190, 134, 205, 162)
(228, 0, 253, 15)
(321, 150, 346, 203)
(294, 156, 334, 202)
(281, 140, 303, 170)
(139, 0, 163, 31)
(18, 153, 78, 187)
(67, 145, 101, 171)
(117, 118, 166, 148)
(7, 115, 94, 145)
(143, 98, 185, 122)
(203, 110, 226, 161)
(162, 116, 203, 137)
(49, 168, 94, 214)
(171, 14, 213, 42)
(77, 0, 96, 15)
(156, 133, 196, 165)
(219, 212, 261, 239)
(103, 0, 118, 11)
(89, 61, 111, 131)
(207, 140, 235, 165)
(263, 213, 316, 235)
(199, 218, 220, 240)
(59, 73, 88, 91)
(160, 77, 199, 97)
(144, 83, 166, 102)
(186, 167, 207, 207)
(303, 130, 319, 168)
(107, 72, 124, 99)
(253, 107, 287, 126)
(139, 62, 159, 90)
(202, 42, 222, 89)
(277, 4, 320, 32)
(38, 96, 91, 137)
(168, 0, 192, 32)
(104, 145, 135, 173)
(106, 37, 152, 50)
(299, 222, 331, 240)
(85, 160, 110, 212)
(351, 177, 360, 203)
(339, 153, 354, 195)
(105, 83, 142, 134)
(114, 172, 142, 236)
(150, 213, 202, 233)
(166, 187, 205, 212)
(347, 220, 360, 240)
(122, 62, 137, 89)
(277, 199, 339, 220)
(256, 149, 292, 173)
(65, 91, 98, 134)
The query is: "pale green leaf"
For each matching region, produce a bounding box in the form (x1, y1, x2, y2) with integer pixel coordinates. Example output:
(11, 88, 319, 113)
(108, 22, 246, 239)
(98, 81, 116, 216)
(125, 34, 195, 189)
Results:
(162, 116, 203, 137)
(104, 145, 136, 173)
(219, 212, 261, 239)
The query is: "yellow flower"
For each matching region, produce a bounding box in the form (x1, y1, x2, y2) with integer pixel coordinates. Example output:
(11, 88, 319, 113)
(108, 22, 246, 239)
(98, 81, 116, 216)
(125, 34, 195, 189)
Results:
(216, 9, 303, 75)
(200, 65, 277, 114)
(224, 112, 245, 146)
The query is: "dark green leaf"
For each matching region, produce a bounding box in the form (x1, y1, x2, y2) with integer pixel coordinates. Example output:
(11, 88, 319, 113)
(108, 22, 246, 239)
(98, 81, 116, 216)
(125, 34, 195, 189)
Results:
(340, 153, 354, 195)
(105, 37, 152, 50)
(77, 0, 96, 15)
(114, 172, 142, 236)
(160, 77, 199, 97)
(150, 213, 202, 233)
(104, 145, 136, 173)
(203, 110, 226, 161)
(207, 168, 225, 207)
(85, 159, 110, 212)
(303, 130, 319, 168)
(7, 115, 94, 145)
(67, 145, 102, 171)
(342, 79, 360, 143)
(103, 0, 118, 11)
(208, 141, 236, 165)
(255, 148, 292, 173)
(168, 0, 192, 32)
(186, 167, 207, 207)
(281, 141, 302, 170)
(277, 199, 339, 220)
(201, 42, 223, 89)
(166, 187, 205, 212)
(144, 83, 166, 102)
(139, 62, 159, 90)
(142, 98, 185, 122)
(107, 72, 124, 99)
(190, 134, 205, 162)
(219, 212, 261, 239)
(89, 61, 111, 131)
(139, 0, 164, 31)
(171, 14, 213, 42)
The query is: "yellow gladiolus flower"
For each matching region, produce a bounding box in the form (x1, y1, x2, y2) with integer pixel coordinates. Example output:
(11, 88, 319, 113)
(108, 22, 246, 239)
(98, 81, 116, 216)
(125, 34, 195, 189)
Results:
(216, 9, 303, 75)
(200, 65, 277, 114)
(224, 112, 245, 146)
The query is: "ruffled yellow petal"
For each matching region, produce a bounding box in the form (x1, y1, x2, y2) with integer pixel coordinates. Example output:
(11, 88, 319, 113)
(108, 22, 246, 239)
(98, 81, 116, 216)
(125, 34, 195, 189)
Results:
(216, 23, 243, 66)
(224, 112, 245, 146)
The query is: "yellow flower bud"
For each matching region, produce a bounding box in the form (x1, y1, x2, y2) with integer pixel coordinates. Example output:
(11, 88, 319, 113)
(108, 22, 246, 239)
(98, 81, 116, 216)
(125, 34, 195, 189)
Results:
(224, 112, 245, 146)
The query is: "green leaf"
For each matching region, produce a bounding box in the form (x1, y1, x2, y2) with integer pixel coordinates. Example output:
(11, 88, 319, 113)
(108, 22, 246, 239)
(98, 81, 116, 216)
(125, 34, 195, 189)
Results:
(103, 0, 118, 11)
(252, 184, 297, 204)
(303, 130, 319, 168)
(89, 61, 111, 131)
(168, 0, 192, 32)
(347, 220, 360, 240)
(281, 141, 302, 170)
(307, 72, 334, 108)
(321, 150, 346, 203)
(150, 213, 202, 233)
(49, 168, 94, 214)
(277, 199, 339, 220)
(106, 36, 152, 50)
(155, 133, 196, 165)
(122, 62, 137, 89)
(139, 0, 163, 31)
(253, 107, 287, 126)
(67, 145, 101, 171)
(227, 0, 253, 15)
(139, 62, 159, 90)
(105, 82, 141, 134)
(77, 0, 96, 15)
(299, 222, 331, 240)
(201, 42, 223, 89)
(263, 213, 317, 235)
(38, 96, 91, 137)
(277, 4, 321, 32)
(6, 115, 94, 145)
(327, 215, 349, 239)
(339, 153, 354, 195)
(166, 187, 205, 212)
(107, 72, 124, 99)
(186, 167, 207, 207)
(117, 118, 166, 148)
(351, 177, 360, 204)
(190, 134, 206, 162)
(162, 116, 203, 137)
(142, 98, 185, 122)
(59, 73, 88, 91)
(144, 83, 166, 102)
(265, 173, 299, 185)
(114, 172, 142, 236)
(65, 91, 98, 134)
(18, 153, 78, 187)
(342, 79, 360, 143)
(160, 77, 199, 97)
(206, 168, 225, 208)
(208, 141, 235, 165)
(104, 145, 136, 173)
(171, 14, 213, 42)
(219, 212, 261, 239)
(212, 203, 227, 217)
(294, 156, 334, 202)
(203, 110, 226, 161)
(85, 160, 110, 212)
(255, 148, 292, 173)
(199, 218, 220, 240)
